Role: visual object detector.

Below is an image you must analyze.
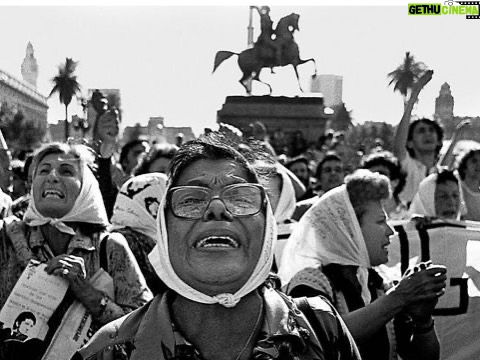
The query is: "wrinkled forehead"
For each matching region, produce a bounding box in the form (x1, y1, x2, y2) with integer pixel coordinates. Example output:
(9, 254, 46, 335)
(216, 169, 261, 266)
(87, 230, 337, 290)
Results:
(35, 152, 83, 178)
(173, 159, 251, 187)
(37, 152, 81, 168)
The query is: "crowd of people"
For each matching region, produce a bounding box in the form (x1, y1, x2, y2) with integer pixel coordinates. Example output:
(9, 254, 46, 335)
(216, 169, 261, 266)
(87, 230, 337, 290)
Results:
(0, 71, 478, 360)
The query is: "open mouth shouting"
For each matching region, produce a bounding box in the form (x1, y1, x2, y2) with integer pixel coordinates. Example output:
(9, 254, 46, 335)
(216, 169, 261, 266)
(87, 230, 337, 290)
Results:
(194, 236, 240, 249)
(43, 189, 65, 199)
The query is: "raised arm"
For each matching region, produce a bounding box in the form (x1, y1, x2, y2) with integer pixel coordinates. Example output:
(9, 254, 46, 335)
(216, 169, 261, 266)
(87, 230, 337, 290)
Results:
(393, 70, 434, 161)
(342, 264, 445, 346)
(437, 120, 471, 169)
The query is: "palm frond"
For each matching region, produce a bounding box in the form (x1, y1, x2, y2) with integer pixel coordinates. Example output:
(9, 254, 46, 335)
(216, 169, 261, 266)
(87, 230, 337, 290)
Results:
(387, 51, 428, 98)
(49, 57, 82, 106)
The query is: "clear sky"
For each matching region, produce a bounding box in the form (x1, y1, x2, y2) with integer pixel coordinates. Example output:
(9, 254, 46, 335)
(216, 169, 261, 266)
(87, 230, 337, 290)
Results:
(0, 4, 478, 136)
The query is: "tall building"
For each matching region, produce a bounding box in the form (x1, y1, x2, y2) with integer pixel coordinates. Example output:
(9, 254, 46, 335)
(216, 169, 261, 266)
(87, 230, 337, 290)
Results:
(0, 42, 48, 147)
(434, 82, 454, 123)
(310, 74, 343, 107)
(21, 42, 38, 88)
(434, 82, 480, 140)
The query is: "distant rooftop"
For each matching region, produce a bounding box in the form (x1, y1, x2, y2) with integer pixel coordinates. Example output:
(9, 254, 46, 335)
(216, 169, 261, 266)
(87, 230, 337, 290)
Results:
(0, 68, 48, 106)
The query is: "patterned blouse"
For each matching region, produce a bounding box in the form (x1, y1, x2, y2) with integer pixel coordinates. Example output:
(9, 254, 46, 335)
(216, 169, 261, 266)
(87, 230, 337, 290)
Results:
(112, 227, 167, 296)
(74, 286, 361, 360)
(0, 217, 153, 326)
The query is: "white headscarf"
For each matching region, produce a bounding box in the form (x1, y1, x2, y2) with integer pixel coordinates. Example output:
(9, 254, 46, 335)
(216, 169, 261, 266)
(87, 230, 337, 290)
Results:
(24, 163, 109, 235)
(149, 188, 277, 308)
(409, 172, 466, 220)
(273, 164, 296, 224)
(277, 185, 371, 304)
(111, 173, 167, 240)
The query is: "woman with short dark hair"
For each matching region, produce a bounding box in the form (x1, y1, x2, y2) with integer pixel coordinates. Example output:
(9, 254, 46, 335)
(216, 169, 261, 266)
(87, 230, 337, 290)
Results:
(74, 133, 361, 360)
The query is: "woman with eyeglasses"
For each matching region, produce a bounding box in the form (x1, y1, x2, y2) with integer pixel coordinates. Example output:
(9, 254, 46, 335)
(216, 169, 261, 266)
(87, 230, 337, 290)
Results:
(74, 132, 361, 360)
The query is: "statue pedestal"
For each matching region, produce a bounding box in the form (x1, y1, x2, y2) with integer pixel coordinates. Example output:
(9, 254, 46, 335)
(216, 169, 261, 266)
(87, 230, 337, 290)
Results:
(216, 95, 329, 144)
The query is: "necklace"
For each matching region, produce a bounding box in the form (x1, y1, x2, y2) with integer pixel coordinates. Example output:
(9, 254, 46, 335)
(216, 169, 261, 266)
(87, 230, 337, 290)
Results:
(234, 299, 264, 360)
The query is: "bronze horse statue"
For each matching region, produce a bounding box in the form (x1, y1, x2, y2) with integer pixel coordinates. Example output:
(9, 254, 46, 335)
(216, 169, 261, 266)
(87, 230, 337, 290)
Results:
(213, 13, 317, 95)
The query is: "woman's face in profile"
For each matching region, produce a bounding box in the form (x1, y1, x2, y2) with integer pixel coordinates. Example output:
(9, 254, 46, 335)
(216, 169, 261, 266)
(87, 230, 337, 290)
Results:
(434, 180, 460, 219)
(360, 200, 394, 267)
(166, 159, 266, 295)
(32, 153, 82, 218)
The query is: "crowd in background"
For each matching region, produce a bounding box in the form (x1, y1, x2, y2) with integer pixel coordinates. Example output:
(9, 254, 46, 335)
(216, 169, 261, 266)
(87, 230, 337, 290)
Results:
(0, 72, 477, 360)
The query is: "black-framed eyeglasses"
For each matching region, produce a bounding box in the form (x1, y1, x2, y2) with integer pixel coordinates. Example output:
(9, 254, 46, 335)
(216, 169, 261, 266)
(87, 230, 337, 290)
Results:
(167, 183, 266, 219)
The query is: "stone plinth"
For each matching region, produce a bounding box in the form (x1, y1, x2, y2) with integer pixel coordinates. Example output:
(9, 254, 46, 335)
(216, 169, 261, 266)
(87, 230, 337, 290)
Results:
(216, 95, 328, 143)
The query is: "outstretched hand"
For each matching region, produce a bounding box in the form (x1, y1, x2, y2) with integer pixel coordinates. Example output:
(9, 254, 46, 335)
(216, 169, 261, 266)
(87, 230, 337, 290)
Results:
(390, 261, 447, 313)
(401, 262, 447, 320)
(410, 70, 434, 101)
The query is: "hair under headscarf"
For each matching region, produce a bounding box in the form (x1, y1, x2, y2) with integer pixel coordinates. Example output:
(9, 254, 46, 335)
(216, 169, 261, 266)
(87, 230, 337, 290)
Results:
(24, 163, 109, 235)
(148, 193, 277, 308)
(409, 172, 466, 220)
(277, 185, 371, 304)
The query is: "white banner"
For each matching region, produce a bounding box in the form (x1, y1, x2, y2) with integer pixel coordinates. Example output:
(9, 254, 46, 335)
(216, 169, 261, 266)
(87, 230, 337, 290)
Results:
(378, 219, 480, 360)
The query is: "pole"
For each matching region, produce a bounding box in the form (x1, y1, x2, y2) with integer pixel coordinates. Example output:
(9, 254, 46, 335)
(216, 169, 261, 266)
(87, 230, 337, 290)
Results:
(65, 104, 69, 141)
(246, 6, 256, 93)
(248, 6, 255, 48)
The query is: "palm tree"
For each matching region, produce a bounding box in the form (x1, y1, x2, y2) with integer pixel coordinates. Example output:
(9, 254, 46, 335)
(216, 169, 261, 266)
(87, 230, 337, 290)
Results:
(49, 58, 81, 141)
(387, 52, 427, 108)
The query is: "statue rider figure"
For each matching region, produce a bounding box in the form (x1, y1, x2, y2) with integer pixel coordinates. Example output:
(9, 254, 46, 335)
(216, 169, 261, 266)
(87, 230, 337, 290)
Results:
(253, 6, 283, 68)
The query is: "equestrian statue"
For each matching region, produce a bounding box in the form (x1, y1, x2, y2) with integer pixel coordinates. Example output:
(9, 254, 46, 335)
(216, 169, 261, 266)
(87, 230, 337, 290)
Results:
(213, 6, 317, 95)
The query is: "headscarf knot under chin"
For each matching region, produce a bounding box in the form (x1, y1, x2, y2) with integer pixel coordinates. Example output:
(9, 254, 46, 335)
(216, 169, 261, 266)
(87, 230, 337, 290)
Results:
(213, 293, 239, 308)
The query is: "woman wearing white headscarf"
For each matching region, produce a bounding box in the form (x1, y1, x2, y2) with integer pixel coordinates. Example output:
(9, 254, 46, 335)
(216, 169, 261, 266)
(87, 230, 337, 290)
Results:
(110, 173, 168, 295)
(260, 163, 297, 271)
(75, 134, 361, 360)
(456, 148, 480, 221)
(409, 169, 466, 220)
(0, 143, 152, 360)
(278, 169, 447, 360)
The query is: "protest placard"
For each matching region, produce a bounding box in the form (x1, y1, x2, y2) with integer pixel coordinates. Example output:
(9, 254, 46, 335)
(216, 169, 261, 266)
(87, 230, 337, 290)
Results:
(380, 219, 480, 360)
